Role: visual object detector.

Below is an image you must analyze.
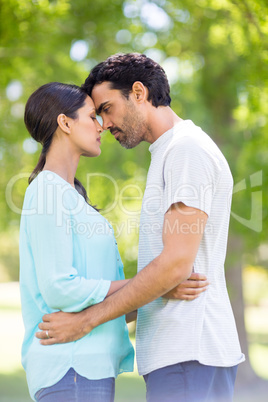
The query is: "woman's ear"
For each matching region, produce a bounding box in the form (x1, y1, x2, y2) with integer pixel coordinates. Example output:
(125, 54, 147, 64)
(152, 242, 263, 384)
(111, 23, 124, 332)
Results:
(132, 81, 148, 103)
(57, 114, 72, 134)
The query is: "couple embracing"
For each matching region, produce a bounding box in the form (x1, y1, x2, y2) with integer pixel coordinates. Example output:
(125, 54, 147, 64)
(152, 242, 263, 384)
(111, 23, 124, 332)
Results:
(20, 53, 244, 402)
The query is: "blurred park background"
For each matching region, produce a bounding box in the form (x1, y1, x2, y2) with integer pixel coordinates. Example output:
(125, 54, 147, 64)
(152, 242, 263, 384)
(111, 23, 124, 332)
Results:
(0, 0, 268, 400)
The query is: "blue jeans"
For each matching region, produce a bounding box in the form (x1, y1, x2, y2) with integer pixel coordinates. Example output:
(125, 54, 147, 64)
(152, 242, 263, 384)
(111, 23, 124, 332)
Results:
(144, 361, 238, 402)
(35, 368, 115, 402)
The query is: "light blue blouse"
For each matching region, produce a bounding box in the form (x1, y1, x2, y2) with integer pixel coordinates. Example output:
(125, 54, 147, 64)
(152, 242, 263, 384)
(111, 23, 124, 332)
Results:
(19, 171, 134, 400)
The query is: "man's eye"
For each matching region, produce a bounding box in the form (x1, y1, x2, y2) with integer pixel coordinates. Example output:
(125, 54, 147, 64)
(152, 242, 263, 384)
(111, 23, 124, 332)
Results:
(103, 107, 110, 113)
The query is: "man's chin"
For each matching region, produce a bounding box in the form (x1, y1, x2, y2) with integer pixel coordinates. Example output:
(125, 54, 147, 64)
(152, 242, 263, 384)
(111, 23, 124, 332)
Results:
(116, 137, 129, 149)
(120, 141, 136, 149)
(116, 135, 141, 149)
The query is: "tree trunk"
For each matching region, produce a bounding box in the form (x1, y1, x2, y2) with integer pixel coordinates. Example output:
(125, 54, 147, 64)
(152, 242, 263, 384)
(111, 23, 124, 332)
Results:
(225, 235, 258, 387)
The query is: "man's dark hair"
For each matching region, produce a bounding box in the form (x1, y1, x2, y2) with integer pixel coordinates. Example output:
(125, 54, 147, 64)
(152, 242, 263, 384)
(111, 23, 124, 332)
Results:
(82, 53, 171, 107)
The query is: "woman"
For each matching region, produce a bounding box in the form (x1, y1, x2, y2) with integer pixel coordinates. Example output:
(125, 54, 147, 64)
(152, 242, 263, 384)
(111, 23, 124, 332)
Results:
(20, 82, 207, 401)
(20, 82, 134, 402)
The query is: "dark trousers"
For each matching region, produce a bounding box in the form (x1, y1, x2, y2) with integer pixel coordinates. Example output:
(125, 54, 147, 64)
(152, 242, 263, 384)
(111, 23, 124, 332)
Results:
(144, 360, 238, 402)
(35, 368, 115, 402)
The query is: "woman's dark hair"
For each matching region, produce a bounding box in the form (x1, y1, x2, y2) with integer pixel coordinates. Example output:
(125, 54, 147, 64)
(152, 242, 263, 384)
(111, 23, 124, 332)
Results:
(82, 53, 171, 107)
(24, 82, 90, 203)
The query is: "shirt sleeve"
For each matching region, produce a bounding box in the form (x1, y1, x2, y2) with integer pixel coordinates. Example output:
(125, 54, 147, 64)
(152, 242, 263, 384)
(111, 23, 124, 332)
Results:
(25, 186, 111, 313)
(163, 136, 221, 216)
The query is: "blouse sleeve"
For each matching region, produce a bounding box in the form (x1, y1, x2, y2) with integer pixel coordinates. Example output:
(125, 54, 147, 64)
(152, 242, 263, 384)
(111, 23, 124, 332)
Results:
(25, 186, 111, 313)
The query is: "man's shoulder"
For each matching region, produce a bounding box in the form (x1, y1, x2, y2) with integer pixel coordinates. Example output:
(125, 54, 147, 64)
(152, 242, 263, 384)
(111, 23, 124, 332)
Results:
(165, 121, 225, 164)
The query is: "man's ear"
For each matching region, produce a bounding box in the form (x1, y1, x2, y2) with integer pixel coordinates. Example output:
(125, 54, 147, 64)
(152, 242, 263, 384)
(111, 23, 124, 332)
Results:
(57, 114, 72, 134)
(132, 81, 148, 103)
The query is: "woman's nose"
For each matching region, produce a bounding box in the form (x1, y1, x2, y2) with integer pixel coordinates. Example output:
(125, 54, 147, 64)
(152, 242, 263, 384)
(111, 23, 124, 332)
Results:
(96, 120, 104, 133)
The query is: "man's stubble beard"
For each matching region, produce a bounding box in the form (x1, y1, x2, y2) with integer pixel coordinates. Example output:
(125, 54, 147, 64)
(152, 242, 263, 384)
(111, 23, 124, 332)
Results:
(118, 104, 151, 149)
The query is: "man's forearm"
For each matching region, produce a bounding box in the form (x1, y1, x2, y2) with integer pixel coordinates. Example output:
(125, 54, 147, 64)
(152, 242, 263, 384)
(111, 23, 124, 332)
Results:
(80, 250, 192, 335)
(36, 204, 206, 345)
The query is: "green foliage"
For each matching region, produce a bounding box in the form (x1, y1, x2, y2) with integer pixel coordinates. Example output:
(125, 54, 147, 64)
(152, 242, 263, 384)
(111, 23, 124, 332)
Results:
(0, 0, 267, 280)
(243, 265, 268, 307)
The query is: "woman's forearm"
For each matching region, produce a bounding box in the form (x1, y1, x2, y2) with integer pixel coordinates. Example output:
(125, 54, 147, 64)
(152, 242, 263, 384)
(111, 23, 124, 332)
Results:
(126, 310, 137, 323)
(106, 279, 130, 297)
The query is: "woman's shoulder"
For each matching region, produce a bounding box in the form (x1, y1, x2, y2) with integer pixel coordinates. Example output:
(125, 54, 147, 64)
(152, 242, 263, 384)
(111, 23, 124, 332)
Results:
(24, 171, 81, 211)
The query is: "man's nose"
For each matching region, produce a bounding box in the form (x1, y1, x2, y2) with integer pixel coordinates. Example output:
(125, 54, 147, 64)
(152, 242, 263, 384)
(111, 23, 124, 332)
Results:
(102, 116, 112, 131)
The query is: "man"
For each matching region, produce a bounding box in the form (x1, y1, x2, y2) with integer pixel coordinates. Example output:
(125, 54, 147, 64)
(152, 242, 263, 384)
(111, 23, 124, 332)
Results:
(37, 53, 244, 401)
